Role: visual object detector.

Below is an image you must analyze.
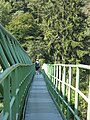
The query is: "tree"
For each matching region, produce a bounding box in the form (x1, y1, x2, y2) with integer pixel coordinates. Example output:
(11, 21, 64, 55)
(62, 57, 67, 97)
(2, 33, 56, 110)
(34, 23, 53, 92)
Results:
(0, 1, 12, 26)
(6, 12, 43, 61)
(40, 0, 89, 64)
(2, 0, 89, 64)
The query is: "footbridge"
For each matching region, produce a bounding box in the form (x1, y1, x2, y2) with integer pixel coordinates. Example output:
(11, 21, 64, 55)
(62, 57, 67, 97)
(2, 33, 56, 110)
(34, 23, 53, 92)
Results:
(0, 25, 90, 120)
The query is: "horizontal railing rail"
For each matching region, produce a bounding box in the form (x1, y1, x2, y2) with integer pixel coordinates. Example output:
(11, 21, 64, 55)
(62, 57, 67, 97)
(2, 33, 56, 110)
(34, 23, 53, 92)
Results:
(0, 63, 35, 120)
(42, 64, 90, 120)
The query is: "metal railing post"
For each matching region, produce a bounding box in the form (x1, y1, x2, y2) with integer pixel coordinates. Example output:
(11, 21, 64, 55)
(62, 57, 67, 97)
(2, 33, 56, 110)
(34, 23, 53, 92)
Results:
(58, 65, 61, 91)
(54, 65, 56, 86)
(67, 66, 71, 120)
(74, 67, 79, 119)
(87, 73, 90, 120)
(3, 76, 10, 120)
(62, 66, 66, 112)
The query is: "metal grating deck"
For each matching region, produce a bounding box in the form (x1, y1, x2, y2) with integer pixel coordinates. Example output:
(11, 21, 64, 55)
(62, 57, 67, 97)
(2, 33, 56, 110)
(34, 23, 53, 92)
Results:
(24, 74, 63, 120)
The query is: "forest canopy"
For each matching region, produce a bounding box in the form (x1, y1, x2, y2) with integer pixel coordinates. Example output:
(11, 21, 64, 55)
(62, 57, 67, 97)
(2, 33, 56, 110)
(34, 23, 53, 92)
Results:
(0, 0, 90, 64)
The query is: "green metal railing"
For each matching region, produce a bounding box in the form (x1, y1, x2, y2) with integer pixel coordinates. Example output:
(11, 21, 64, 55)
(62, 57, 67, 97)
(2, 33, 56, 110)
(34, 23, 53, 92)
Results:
(42, 64, 90, 120)
(0, 63, 34, 120)
(0, 24, 31, 71)
(0, 24, 35, 120)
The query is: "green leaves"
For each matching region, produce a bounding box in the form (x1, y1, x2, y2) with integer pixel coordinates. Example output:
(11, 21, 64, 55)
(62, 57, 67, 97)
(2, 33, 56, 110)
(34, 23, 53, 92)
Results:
(0, 0, 89, 64)
(0, 1, 12, 26)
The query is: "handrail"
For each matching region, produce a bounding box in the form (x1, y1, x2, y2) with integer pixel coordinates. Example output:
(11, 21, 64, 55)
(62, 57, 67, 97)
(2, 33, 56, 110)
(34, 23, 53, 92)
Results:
(42, 64, 90, 120)
(47, 64, 90, 70)
(0, 63, 35, 120)
(0, 63, 32, 82)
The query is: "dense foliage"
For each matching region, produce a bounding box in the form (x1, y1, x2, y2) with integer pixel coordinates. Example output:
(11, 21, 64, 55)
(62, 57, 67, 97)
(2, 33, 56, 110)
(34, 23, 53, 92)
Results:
(0, 0, 90, 64)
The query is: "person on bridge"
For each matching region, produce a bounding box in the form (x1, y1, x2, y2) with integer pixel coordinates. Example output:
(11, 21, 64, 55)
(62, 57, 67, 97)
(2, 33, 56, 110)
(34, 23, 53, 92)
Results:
(35, 59, 40, 74)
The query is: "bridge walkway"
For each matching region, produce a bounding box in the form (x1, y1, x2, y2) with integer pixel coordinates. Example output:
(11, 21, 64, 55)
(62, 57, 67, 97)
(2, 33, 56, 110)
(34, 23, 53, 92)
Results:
(24, 74, 63, 120)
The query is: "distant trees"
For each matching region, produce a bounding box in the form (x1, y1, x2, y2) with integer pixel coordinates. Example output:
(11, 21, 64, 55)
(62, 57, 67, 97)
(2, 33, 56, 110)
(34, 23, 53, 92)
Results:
(0, 0, 90, 64)
(0, 1, 12, 26)
(29, 0, 90, 64)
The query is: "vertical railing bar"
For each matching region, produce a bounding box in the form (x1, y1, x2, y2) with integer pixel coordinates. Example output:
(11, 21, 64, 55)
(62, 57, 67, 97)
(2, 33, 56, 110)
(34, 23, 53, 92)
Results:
(12, 41, 22, 63)
(14, 41, 23, 63)
(22, 50, 29, 64)
(62, 66, 66, 95)
(67, 66, 72, 120)
(62, 66, 66, 112)
(0, 30, 15, 65)
(6, 36, 19, 63)
(54, 65, 56, 86)
(51, 65, 53, 83)
(16, 45, 24, 63)
(10, 38, 21, 63)
(15, 42, 23, 63)
(0, 45, 10, 69)
(87, 73, 90, 120)
(15, 68, 19, 120)
(11, 69, 17, 120)
(58, 65, 61, 91)
(74, 67, 79, 119)
(49, 65, 52, 82)
(18, 47, 26, 63)
(25, 53, 31, 64)
(56, 65, 58, 88)
(4, 76, 10, 120)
